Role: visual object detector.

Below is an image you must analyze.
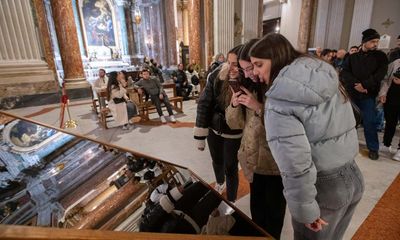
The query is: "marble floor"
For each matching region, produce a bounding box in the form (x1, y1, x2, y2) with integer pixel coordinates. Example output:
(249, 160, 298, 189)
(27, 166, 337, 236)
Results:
(5, 98, 400, 240)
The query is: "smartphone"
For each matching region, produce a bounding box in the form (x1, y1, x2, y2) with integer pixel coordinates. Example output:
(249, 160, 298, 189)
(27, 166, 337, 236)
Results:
(228, 79, 241, 93)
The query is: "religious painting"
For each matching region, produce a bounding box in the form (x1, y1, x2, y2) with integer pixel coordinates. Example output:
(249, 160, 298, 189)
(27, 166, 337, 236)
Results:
(9, 121, 57, 148)
(82, 0, 116, 46)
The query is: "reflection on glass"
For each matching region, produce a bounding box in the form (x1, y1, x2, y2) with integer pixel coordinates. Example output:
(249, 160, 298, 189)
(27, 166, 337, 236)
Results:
(0, 113, 266, 237)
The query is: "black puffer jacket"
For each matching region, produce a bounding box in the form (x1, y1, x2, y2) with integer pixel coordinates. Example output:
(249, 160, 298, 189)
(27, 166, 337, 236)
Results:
(341, 49, 388, 99)
(194, 67, 242, 141)
(172, 70, 188, 85)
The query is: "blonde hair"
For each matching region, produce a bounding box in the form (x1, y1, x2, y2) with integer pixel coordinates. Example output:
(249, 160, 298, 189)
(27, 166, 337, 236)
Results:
(214, 53, 224, 62)
(217, 63, 230, 81)
(216, 63, 233, 107)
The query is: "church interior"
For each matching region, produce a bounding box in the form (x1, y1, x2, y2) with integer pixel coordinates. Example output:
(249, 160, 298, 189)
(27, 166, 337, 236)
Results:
(0, 0, 400, 239)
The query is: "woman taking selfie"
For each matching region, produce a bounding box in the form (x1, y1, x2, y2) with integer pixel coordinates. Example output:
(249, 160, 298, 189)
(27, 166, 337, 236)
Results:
(194, 45, 243, 202)
(250, 34, 364, 239)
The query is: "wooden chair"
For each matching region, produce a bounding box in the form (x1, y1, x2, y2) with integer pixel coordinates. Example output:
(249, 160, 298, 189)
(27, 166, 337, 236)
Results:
(90, 86, 99, 115)
(98, 90, 112, 129)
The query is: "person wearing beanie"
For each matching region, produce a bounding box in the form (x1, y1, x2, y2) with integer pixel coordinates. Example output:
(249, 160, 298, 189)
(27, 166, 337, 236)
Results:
(361, 28, 381, 43)
(341, 28, 389, 160)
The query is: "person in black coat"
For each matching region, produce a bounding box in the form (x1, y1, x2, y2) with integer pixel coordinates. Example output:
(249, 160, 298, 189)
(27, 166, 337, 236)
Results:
(172, 63, 192, 100)
(341, 28, 389, 160)
(194, 45, 243, 202)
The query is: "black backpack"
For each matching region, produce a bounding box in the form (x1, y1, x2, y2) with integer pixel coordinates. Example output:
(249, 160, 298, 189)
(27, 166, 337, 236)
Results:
(191, 75, 199, 85)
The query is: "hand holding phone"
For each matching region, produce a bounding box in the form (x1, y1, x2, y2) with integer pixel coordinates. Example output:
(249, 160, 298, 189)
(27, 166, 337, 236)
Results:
(228, 78, 241, 93)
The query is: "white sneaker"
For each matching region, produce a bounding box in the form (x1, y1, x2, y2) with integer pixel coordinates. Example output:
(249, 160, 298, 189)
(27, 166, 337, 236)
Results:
(169, 115, 176, 123)
(122, 124, 130, 130)
(217, 201, 234, 215)
(214, 182, 225, 194)
(160, 116, 167, 124)
(380, 145, 397, 154)
(393, 150, 400, 162)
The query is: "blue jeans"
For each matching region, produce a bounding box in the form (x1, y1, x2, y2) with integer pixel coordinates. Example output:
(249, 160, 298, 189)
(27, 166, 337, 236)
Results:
(292, 160, 364, 240)
(375, 104, 384, 131)
(354, 98, 379, 151)
(126, 101, 138, 119)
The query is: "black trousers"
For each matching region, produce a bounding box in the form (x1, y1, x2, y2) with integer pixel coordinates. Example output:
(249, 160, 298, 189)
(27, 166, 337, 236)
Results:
(383, 103, 400, 148)
(250, 173, 286, 239)
(150, 93, 174, 116)
(207, 130, 241, 201)
(176, 84, 193, 99)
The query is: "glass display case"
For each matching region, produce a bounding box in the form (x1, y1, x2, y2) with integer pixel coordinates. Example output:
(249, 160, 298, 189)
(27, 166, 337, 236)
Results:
(0, 111, 272, 239)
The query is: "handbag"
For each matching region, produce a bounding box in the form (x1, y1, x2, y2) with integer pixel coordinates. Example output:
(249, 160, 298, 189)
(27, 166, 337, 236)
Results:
(191, 75, 200, 85)
(113, 97, 126, 104)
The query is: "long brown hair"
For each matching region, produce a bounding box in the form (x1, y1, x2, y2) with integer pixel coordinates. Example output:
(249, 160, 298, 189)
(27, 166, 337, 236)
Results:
(239, 38, 259, 62)
(106, 71, 119, 101)
(217, 44, 243, 107)
(249, 33, 304, 84)
(250, 33, 349, 102)
(239, 38, 267, 103)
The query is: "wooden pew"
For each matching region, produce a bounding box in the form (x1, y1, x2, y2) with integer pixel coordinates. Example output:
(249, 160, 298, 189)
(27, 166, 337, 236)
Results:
(127, 82, 183, 122)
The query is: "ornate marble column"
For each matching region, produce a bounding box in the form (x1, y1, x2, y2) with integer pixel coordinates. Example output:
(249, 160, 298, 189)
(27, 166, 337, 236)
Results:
(182, 2, 190, 45)
(152, 2, 165, 65)
(32, 0, 56, 73)
(164, 0, 178, 66)
(124, 2, 137, 59)
(204, 0, 214, 67)
(50, 0, 89, 92)
(280, 0, 302, 48)
(188, 0, 201, 65)
(258, 0, 263, 37)
(159, 0, 168, 66)
(116, 0, 129, 57)
(234, 0, 242, 46)
(313, 0, 329, 48)
(71, 0, 86, 57)
(313, 0, 346, 49)
(325, 0, 346, 49)
(297, 0, 315, 52)
(0, 0, 58, 109)
(213, 0, 234, 56)
(348, 0, 374, 48)
(242, 0, 260, 41)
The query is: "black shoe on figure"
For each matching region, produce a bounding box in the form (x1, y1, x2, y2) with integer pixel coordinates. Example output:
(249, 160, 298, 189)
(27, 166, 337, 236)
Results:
(368, 151, 379, 160)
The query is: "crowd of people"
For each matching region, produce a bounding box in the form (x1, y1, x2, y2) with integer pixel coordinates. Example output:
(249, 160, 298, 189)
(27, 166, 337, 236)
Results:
(92, 57, 204, 127)
(312, 31, 400, 162)
(90, 29, 400, 239)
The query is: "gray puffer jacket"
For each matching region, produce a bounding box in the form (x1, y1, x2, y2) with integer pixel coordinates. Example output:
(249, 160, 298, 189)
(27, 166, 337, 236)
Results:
(265, 57, 359, 224)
